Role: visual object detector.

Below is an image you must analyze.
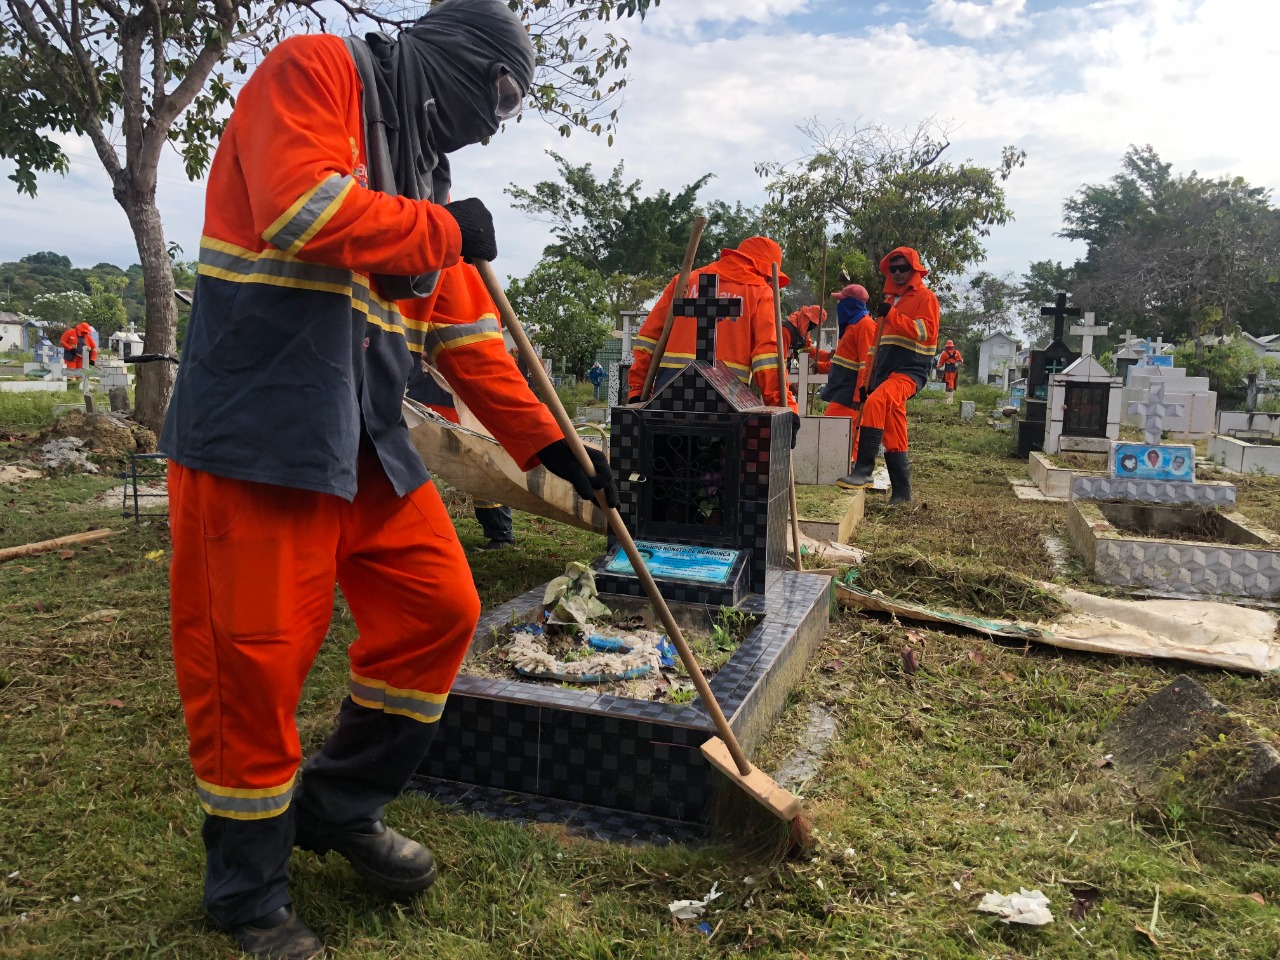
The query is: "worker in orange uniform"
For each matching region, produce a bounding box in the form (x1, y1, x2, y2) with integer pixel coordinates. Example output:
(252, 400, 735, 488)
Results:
(781, 304, 825, 361)
(836, 247, 939, 504)
(628, 236, 800, 441)
(158, 3, 617, 957)
(936, 339, 963, 396)
(60, 322, 97, 369)
(812, 283, 876, 421)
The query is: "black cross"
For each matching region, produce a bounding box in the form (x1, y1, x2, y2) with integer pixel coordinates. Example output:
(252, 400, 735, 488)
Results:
(672, 273, 742, 366)
(1041, 292, 1081, 343)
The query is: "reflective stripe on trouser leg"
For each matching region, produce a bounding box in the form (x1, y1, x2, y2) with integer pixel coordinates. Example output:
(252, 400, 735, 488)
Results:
(167, 462, 342, 927)
(861, 373, 916, 453)
(297, 455, 481, 831)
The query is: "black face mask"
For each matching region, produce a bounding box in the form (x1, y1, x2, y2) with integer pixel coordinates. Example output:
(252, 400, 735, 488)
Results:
(349, 0, 535, 298)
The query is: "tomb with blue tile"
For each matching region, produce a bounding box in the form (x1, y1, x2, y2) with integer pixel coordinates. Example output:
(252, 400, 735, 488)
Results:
(416, 272, 833, 839)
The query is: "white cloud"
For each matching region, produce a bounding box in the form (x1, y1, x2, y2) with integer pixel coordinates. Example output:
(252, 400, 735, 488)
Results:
(2, 0, 1278, 293)
(651, 0, 810, 31)
(928, 0, 1027, 40)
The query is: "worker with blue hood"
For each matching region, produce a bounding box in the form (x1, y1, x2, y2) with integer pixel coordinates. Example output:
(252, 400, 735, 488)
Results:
(159, 2, 616, 956)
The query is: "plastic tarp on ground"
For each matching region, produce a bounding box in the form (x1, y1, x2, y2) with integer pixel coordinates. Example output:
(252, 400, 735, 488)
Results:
(836, 582, 1280, 675)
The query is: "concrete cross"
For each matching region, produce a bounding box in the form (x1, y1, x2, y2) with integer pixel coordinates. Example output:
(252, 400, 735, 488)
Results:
(1127, 379, 1185, 445)
(1069, 311, 1110, 358)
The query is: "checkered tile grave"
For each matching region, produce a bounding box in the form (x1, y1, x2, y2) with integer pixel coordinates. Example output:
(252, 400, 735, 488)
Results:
(609, 363, 792, 600)
(408, 778, 708, 846)
(416, 570, 831, 825)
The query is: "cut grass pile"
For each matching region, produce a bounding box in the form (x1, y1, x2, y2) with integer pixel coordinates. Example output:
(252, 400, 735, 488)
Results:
(4, 408, 1280, 958)
(855, 545, 1071, 621)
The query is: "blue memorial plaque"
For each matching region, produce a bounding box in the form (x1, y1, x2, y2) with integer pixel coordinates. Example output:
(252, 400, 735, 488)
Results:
(1111, 442, 1195, 482)
(606, 542, 741, 585)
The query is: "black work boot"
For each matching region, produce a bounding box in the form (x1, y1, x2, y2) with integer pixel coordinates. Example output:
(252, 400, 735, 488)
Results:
(885, 451, 912, 505)
(296, 817, 436, 897)
(836, 427, 883, 490)
(232, 906, 324, 960)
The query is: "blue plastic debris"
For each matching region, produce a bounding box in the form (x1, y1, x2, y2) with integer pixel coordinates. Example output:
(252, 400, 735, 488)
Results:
(696, 922, 713, 936)
(657, 636, 677, 668)
(587, 634, 631, 653)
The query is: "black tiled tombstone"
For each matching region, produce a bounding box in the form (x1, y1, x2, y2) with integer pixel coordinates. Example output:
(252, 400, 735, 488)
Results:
(599, 272, 792, 605)
(415, 271, 832, 834)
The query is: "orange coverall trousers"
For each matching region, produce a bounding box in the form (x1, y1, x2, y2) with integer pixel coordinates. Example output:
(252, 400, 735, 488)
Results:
(169, 447, 479, 926)
(859, 372, 918, 454)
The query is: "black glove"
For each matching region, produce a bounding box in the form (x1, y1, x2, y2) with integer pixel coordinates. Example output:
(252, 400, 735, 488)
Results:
(786, 411, 801, 450)
(89, 359, 96, 366)
(444, 198, 497, 263)
(537, 439, 618, 508)
(876, 300, 892, 318)
(858, 385, 869, 404)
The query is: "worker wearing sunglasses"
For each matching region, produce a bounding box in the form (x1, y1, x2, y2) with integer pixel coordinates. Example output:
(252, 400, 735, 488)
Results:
(836, 246, 939, 504)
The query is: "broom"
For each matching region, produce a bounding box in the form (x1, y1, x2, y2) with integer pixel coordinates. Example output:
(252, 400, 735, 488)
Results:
(475, 259, 808, 858)
(769, 263, 805, 573)
(639, 216, 707, 402)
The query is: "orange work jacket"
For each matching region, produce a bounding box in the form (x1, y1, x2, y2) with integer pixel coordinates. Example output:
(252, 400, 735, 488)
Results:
(159, 34, 560, 499)
(628, 252, 798, 411)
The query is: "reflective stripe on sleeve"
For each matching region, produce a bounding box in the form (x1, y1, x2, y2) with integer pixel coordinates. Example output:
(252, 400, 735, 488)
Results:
(263, 174, 355, 254)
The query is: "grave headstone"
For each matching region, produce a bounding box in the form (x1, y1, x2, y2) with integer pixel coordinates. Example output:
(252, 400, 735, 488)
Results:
(1072, 377, 1235, 507)
(1045, 355, 1122, 455)
(603, 272, 791, 606)
(1015, 292, 1081, 457)
(1069, 312, 1109, 358)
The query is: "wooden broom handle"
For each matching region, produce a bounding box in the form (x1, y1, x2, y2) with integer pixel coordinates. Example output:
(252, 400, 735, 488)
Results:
(639, 216, 708, 402)
(474, 259, 752, 776)
(770, 264, 805, 573)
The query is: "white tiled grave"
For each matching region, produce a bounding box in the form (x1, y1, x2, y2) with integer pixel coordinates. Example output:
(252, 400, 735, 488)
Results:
(1045, 355, 1123, 455)
(1121, 367, 1216, 440)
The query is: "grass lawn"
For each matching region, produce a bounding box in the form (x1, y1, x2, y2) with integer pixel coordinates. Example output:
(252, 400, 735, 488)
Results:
(3, 402, 1280, 958)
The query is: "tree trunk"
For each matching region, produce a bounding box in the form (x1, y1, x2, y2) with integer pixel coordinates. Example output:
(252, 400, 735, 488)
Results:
(121, 194, 178, 435)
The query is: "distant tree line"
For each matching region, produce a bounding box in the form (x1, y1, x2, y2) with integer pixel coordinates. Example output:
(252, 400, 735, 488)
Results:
(0, 250, 195, 345)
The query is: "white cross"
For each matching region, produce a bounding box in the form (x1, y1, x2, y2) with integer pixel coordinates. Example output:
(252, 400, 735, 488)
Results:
(1069, 312, 1110, 357)
(1127, 379, 1185, 444)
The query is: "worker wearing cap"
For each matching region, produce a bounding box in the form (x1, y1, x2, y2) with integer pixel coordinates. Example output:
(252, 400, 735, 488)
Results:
(812, 283, 877, 425)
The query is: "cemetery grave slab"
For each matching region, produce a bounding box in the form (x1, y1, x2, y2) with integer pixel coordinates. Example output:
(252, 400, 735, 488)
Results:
(1067, 499, 1280, 598)
(415, 570, 832, 825)
(1210, 433, 1280, 476)
(417, 270, 834, 831)
(1107, 675, 1280, 827)
(794, 485, 864, 543)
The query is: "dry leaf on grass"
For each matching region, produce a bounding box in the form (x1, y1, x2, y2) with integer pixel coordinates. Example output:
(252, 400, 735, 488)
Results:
(58, 550, 74, 560)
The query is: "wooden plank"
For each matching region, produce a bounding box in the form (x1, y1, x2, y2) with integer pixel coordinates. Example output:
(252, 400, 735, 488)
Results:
(403, 400, 606, 534)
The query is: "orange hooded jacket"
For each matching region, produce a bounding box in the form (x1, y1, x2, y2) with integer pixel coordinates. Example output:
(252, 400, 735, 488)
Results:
(60, 323, 97, 368)
(782, 305, 825, 357)
(159, 33, 561, 500)
(628, 236, 798, 411)
(867, 246, 939, 392)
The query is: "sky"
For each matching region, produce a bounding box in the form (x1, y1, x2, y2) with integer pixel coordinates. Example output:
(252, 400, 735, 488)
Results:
(2, 0, 1278, 292)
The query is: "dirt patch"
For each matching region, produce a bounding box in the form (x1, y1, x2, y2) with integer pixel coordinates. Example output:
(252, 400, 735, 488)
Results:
(38, 411, 156, 461)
